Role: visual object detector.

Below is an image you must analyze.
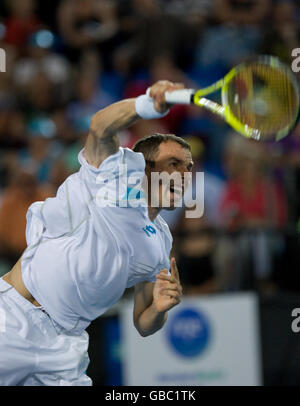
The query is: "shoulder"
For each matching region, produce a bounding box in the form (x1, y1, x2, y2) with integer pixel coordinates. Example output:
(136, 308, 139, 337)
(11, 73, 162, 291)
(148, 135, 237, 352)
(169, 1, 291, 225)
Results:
(119, 148, 146, 175)
(78, 147, 146, 174)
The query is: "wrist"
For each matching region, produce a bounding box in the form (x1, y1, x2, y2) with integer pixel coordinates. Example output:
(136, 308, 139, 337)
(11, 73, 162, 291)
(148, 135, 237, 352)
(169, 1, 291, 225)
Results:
(135, 93, 170, 120)
(150, 301, 168, 318)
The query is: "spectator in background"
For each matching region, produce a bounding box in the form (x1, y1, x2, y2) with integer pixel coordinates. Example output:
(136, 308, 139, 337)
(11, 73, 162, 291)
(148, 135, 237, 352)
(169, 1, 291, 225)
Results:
(77, 47, 102, 78)
(50, 115, 89, 189)
(260, 0, 300, 65)
(113, 0, 196, 75)
(18, 117, 62, 184)
(66, 70, 114, 126)
(220, 134, 286, 230)
(173, 208, 218, 295)
(0, 107, 26, 150)
(162, 0, 213, 25)
(194, 0, 269, 71)
(0, 35, 18, 120)
(13, 29, 71, 104)
(216, 133, 287, 292)
(57, 0, 121, 68)
(215, 0, 270, 26)
(20, 71, 57, 114)
(4, 0, 41, 50)
(282, 120, 300, 222)
(0, 168, 54, 268)
(51, 107, 78, 147)
(76, 47, 123, 103)
(0, 107, 27, 189)
(113, 0, 162, 75)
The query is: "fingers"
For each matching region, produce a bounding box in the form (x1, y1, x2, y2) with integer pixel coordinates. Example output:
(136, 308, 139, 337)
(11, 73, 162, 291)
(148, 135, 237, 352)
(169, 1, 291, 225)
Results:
(159, 286, 182, 297)
(160, 290, 181, 302)
(156, 271, 183, 296)
(170, 257, 180, 280)
(159, 287, 182, 307)
(156, 279, 181, 292)
(153, 265, 183, 312)
(149, 81, 184, 100)
(149, 81, 184, 109)
(156, 272, 177, 284)
(156, 259, 180, 283)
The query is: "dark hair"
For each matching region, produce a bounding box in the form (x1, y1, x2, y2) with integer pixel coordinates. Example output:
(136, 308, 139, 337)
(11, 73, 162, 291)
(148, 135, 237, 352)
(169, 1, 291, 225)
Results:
(132, 133, 191, 167)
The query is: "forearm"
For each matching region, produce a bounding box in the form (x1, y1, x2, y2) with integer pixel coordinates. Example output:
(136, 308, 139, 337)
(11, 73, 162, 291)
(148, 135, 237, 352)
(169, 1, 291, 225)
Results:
(90, 98, 139, 139)
(135, 303, 168, 337)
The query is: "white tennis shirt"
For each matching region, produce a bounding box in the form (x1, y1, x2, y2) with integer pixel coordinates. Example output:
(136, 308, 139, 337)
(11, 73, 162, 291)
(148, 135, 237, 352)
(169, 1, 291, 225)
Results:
(21, 148, 172, 333)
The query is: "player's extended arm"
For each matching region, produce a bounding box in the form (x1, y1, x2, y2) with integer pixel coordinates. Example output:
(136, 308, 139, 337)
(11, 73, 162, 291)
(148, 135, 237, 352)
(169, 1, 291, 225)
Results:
(133, 258, 182, 337)
(84, 80, 184, 168)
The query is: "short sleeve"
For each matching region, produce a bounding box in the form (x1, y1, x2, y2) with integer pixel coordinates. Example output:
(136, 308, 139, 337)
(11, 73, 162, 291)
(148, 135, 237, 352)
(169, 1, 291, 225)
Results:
(78, 147, 147, 209)
(78, 147, 146, 178)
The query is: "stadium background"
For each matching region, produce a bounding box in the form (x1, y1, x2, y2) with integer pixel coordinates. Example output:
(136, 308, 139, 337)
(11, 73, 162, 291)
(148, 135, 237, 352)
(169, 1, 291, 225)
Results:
(1, 0, 300, 385)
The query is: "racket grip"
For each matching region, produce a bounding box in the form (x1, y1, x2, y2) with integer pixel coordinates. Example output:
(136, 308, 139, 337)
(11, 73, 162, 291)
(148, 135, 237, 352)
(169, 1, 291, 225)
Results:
(164, 89, 195, 105)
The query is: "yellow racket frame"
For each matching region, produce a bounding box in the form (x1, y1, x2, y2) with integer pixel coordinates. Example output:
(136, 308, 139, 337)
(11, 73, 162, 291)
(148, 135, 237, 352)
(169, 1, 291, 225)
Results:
(192, 56, 300, 141)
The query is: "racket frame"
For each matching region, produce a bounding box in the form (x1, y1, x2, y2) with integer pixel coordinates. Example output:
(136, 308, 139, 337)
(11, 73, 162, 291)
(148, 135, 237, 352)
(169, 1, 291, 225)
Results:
(167, 55, 300, 141)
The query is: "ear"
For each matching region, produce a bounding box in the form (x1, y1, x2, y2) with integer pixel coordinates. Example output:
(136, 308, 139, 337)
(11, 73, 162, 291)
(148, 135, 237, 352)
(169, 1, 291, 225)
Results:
(145, 160, 155, 170)
(144, 162, 155, 189)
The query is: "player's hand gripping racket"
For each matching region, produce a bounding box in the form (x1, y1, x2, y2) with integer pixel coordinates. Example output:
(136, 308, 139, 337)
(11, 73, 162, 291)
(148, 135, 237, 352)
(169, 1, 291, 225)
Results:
(165, 55, 300, 141)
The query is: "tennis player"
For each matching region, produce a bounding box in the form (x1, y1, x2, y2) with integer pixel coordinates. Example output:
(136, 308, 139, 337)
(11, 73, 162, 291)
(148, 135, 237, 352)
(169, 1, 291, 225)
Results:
(0, 80, 193, 386)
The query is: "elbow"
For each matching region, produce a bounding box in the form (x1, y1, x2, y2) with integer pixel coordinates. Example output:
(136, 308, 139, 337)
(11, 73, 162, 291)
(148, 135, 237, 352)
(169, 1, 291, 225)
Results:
(134, 320, 148, 337)
(137, 329, 149, 338)
(89, 115, 97, 133)
(133, 319, 165, 338)
(89, 113, 107, 138)
(136, 328, 155, 338)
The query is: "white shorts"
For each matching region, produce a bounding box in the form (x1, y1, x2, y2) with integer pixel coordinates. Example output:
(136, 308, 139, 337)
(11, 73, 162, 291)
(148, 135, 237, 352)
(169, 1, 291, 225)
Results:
(0, 278, 92, 386)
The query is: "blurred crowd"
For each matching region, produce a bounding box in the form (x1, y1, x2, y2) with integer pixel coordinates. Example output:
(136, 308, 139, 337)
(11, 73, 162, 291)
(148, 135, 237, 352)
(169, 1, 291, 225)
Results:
(1, 0, 300, 295)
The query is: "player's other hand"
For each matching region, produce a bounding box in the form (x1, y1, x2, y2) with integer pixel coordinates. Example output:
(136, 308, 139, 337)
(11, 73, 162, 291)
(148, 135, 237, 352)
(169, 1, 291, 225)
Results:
(148, 81, 184, 114)
(152, 257, 183, 314)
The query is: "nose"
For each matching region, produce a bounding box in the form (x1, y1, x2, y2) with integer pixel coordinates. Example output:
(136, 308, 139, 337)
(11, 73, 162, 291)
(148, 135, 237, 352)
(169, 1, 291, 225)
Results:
(183, 171, 192, 189)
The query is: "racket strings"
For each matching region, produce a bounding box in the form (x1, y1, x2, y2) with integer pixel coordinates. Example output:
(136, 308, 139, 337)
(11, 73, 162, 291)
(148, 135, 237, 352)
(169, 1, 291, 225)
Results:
(228, 63, 299, 139)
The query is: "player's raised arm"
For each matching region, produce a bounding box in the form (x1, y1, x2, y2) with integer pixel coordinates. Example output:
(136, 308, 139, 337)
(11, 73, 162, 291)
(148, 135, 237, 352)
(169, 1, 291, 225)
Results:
(84, 80, 184, 168)
(84, 99, 137, 168)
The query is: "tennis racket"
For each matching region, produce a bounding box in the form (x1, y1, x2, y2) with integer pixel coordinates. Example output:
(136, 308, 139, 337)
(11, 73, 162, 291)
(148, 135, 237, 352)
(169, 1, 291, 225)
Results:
(164, 55, 300, 142)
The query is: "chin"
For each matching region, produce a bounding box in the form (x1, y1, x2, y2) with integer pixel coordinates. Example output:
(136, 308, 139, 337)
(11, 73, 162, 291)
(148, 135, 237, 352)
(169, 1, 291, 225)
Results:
(162, 204, 177, 211)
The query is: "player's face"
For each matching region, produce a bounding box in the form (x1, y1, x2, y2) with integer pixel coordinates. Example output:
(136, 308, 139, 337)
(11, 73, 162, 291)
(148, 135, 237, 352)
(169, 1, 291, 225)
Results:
(148, 141, 193, 210)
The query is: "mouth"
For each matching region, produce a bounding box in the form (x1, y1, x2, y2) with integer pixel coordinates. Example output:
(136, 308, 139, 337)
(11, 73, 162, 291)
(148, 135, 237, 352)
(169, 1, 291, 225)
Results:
(169, 185, 183, 196)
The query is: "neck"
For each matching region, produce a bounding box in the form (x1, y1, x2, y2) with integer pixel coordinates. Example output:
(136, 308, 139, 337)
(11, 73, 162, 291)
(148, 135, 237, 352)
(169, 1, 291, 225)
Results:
(147, 206, 161, 222)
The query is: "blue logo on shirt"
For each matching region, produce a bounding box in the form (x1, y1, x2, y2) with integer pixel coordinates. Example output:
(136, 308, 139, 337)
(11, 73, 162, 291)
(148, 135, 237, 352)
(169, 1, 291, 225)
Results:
(143, 225, 157, 237)
(166, 308, 211, 358)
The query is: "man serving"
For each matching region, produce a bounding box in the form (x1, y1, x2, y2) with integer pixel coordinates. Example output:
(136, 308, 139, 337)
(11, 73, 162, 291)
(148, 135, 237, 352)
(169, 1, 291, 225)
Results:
(0, 80, 193, 386)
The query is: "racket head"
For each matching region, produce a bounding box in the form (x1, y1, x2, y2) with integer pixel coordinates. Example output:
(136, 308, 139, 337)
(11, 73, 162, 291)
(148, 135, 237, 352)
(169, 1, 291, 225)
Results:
(221, 55, 300, 141)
